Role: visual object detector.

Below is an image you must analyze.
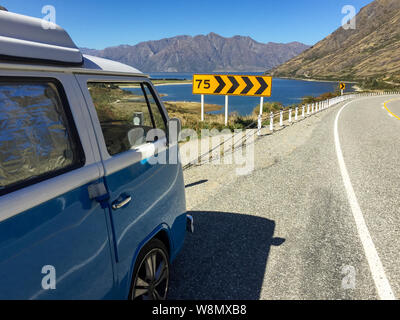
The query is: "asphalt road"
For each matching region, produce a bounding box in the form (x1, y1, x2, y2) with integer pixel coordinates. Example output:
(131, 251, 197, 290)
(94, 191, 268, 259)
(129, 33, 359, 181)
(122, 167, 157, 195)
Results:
(169, 95, 400, 300)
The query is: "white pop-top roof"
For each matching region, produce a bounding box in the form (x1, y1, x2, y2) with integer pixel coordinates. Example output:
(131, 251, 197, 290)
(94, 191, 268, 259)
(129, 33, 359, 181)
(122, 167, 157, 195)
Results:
(0, 10, 83, 64)
(82, 55, 143, 74)
(0, 11, 144, 76)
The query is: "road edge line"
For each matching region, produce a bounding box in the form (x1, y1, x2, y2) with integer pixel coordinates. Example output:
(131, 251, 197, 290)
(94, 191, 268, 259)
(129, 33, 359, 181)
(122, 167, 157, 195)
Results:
(384, 99, 400, 120)
(334, 100, 396, 300)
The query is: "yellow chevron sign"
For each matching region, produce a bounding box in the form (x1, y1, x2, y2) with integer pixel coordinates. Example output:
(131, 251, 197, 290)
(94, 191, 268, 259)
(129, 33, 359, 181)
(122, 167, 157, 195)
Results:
(192, 74, 272, 97)
(340, 82, 346, 90)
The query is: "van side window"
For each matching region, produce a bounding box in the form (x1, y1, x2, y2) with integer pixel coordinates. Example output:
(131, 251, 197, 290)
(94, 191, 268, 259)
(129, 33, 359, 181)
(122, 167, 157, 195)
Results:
(87, 82, 167, 156)
(0, 80, 84, 195)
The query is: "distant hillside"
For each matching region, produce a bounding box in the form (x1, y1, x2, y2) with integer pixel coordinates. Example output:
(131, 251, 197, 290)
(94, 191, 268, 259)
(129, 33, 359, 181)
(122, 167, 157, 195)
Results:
(81, 33, 309, 73)
(270, 0, 400, 84)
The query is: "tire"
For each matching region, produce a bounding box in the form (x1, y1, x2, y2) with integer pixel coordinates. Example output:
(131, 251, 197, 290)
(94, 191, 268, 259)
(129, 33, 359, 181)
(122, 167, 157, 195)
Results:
(129, 239, 170, 300)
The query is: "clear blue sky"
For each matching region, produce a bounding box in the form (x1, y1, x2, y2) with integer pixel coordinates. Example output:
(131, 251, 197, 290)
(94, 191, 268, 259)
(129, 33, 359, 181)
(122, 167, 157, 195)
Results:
(1, 0, 374, 49)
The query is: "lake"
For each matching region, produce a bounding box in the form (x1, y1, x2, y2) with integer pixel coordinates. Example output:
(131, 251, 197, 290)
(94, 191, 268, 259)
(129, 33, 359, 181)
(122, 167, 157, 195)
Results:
(149, 72, 354, 116)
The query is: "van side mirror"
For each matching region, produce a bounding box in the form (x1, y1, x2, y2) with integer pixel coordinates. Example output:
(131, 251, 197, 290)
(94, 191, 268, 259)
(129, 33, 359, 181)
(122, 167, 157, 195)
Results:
(133, 112, 144, 126)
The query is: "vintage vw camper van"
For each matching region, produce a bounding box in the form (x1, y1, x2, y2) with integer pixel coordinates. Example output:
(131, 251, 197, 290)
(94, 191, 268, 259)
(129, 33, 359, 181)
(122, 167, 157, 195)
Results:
(0, 10, 191, 300)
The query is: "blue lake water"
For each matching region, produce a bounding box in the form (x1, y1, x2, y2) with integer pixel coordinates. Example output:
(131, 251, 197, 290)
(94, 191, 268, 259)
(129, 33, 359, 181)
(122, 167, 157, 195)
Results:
(149, 72, 354, 116)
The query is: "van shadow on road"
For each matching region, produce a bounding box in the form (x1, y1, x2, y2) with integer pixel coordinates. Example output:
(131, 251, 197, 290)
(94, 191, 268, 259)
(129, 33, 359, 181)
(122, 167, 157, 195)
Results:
(169, 211, 285, 300)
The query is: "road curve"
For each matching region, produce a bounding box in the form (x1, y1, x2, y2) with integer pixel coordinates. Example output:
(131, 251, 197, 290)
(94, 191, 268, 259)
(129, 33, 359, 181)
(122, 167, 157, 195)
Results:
(169, 95, 400, 300)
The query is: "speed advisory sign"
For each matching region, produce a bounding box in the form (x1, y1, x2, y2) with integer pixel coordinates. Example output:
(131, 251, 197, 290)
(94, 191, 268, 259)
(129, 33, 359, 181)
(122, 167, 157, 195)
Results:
(192, 74, 272, 97)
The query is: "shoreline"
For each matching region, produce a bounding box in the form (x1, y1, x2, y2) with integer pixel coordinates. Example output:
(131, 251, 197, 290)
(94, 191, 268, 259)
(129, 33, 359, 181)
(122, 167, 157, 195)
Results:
(151, 77, 358, 86)
(154, 82, 192, 86)
(274, 76, 358, 84)
(164, 100, 223, 113)
(120, 82, 192, 89)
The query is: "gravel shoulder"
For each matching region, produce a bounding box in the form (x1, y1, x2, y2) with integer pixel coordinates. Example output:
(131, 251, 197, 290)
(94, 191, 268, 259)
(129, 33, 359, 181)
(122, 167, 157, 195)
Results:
(183, 107, 341, 211)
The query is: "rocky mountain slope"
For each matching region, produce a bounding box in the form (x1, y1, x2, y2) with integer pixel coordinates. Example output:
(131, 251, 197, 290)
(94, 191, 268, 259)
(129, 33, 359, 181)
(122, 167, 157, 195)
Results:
(81, 33, 309, 73)
(270, 0, 400, 83)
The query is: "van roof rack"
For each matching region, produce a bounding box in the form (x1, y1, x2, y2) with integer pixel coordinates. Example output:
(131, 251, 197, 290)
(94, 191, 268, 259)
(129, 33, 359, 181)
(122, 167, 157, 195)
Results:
(0, 10, 83, 65)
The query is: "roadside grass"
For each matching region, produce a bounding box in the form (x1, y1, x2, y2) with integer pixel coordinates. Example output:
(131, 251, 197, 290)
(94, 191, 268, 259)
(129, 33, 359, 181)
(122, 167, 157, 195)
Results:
(165, 90, 350, 135)
(165, 100, 295, 134)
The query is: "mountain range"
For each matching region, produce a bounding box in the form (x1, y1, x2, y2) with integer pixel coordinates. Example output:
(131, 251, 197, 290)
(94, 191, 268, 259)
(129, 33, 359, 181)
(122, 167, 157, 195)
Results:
(81, 33, 309, 73)
(270, 0, 400, 83)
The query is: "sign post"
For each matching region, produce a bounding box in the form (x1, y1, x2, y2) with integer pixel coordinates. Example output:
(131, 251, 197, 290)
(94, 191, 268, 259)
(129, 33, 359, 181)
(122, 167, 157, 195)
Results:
(258, 97, 264, 135)
(201, 94, 204, 121)
(193, 74, 273, 125)
(259, 97, 264, 116)
(225, 95, 229, 126)
(340, 82, 346, 96)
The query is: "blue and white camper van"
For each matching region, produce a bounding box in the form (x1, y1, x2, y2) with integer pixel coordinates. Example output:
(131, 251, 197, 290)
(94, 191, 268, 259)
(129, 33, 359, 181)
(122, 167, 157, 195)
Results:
(0, 10, 191, 300)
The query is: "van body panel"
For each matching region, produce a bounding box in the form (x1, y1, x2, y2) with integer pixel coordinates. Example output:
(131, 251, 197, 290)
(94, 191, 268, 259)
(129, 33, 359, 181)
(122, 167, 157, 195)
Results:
(0, 181, 116, 299)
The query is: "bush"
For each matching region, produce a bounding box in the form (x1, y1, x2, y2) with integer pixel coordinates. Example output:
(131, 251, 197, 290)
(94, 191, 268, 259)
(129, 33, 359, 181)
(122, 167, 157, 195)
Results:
(253, 102, 283, 115)
(360, 77, 400, 90)
(301, 90, 341, 105)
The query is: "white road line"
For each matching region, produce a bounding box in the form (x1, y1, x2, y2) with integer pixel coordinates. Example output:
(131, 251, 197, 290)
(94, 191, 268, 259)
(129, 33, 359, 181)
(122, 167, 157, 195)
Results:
(334, 101, 396, 300)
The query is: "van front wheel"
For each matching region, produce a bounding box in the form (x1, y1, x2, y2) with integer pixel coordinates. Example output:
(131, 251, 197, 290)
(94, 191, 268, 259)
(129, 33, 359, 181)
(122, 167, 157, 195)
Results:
(129, 239, 170, 300)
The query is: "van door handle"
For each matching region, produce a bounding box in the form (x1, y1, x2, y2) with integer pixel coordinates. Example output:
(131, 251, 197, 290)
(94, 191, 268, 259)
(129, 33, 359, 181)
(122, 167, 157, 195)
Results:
(112, 196, 132, 210)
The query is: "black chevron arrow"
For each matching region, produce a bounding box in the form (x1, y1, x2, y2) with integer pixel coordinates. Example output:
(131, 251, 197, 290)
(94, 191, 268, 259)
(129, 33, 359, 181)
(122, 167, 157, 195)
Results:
(227, 76, 239, 94)
(241, 77, 254, 94)
(214, 76, 226, 94)
(255, 77, 269, 95)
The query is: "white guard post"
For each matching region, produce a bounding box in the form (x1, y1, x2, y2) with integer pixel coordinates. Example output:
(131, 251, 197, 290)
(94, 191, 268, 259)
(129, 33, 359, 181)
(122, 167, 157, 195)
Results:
(280, 110, 283, 126)
(201, 94, 204, 121)
(270, 112, 274, 131)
